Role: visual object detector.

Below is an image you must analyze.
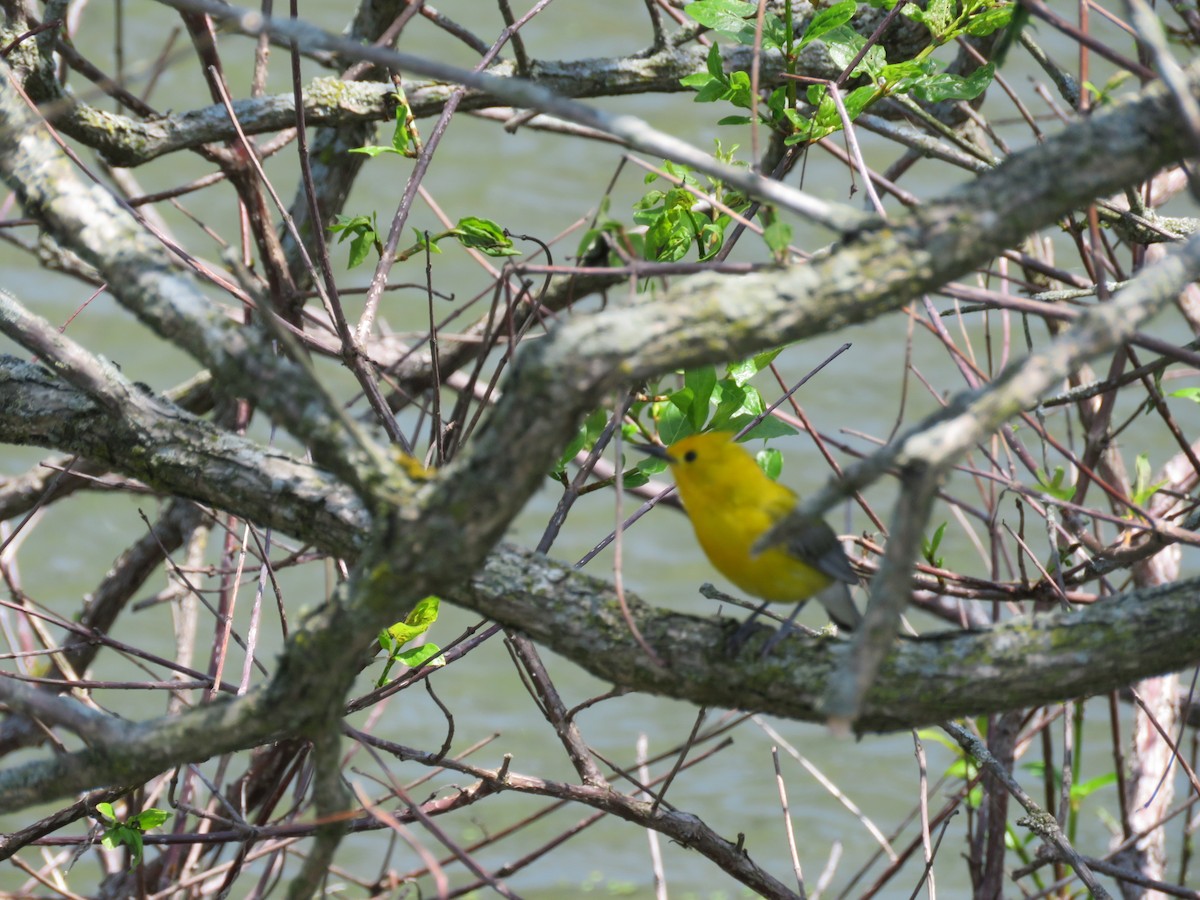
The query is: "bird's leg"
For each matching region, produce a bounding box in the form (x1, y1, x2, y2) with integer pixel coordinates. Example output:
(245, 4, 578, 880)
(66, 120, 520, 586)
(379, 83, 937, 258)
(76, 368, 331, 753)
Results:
(726, 600, 775, 654)
(759, 600, 810, 656)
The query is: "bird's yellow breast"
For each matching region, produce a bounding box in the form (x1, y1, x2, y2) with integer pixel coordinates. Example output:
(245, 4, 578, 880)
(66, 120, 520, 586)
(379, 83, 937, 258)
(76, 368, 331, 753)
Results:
(681, 487, 834, 603)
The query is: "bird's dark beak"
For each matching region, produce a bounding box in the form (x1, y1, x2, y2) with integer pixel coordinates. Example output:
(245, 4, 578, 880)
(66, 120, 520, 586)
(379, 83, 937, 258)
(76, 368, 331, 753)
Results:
(633, 442, 675, 463)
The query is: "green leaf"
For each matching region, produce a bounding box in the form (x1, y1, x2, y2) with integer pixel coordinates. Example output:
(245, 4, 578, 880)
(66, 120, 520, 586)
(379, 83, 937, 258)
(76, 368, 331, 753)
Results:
(348, 231, 375, 268)
(684, 71, 731, 104)
(584, 408, 609, 443)
(350, 102, 414, 158)
(643, 207, 696, 262)
(783, 117, 838, 144)
(377, 597, 443, 686)
(1071, 771, 1117, 802)
(396, 643, 446, 668)
(763, 220, 793, 256)
(707, 382, 744, 431)
(684, 0, 756, 31)
(1168, 386, 1200, 403)
(1131, 453, 1167, 507)
(878, 59, 934, 94)
(729, 415, 797, 440)
(725, 360, 757, 388)
(637, 455, 668, 477)
(910, 64, 995, 103)
(654, 398, 695, 445)
(695, 222, 724, 261)
(667, 387, 701, 433)
(855, 43, 888, 79)
(723, 70, 754, 108)
(823, 25, 865, 69)
(756, 447, 783, 480)
(329, 213, 382, 268)
(725, 349, 782, 386)
(684, 367, 718, 428)
(798, 0, 858, 49)
(555, 423, 590, 474)
(132, 808, 169, 830)
(329, 213, 372, 236)
(378, 627, 398, 655)
(622, 468, 650, 488)
(348, 144, 397, 158)
(906, 0, 955, 37)
(95, 803, 166, 869)
(451, 216, 521, 257)
(127, 831, 146, 867)
(965, 4, 1013, 36)
(391, 102, 413, 153)
(711, 374, 794, 438)
(1035, 466, 1075, 501)
(637, 188, 670, 211)
(385, 595, 441, 647)
(706, 41, 724, 78)
(676, 1, 787, 48)
(947, 758, 975, 780)
(1004, 823, 1034, 850)
(922, 522, 947, 568)
(411, 228, 444, 254)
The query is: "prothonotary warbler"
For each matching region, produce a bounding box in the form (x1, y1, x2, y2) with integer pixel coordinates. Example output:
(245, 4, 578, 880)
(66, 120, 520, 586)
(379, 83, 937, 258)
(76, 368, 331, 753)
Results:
(647, 431, 862, 643)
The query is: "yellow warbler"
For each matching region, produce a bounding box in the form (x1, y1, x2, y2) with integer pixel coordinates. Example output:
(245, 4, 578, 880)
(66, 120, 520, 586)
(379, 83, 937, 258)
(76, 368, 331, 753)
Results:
(650, 431, 861, 636)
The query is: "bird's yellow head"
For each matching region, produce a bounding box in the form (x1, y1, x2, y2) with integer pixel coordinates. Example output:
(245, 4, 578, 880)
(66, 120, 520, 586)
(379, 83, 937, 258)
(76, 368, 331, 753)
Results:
(660, 431, 769, 505)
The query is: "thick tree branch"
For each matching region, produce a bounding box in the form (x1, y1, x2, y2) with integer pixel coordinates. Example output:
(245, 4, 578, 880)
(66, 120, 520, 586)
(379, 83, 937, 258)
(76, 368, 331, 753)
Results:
(455, 549, 1200, 732)
(152, 0, 872, 234)
(54, 47, 772, 167)
(0, 64, 389, 496)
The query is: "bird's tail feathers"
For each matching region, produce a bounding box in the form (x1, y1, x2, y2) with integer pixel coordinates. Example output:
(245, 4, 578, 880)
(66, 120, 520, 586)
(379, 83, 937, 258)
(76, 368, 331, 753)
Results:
(817, 580, 863, 631)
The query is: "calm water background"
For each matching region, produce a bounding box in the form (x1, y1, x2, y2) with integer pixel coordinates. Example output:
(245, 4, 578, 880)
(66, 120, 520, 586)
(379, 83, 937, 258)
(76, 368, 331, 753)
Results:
(0, 2, 1195, 897)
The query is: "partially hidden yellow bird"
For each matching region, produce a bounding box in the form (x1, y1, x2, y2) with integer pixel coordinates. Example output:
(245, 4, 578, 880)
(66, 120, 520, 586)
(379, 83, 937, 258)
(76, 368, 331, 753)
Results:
(649, 431, 861, 641)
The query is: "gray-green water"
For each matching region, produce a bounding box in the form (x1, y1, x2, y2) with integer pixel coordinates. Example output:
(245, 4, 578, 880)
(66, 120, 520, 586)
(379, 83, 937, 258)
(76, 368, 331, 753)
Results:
(1, 1, 1195, 897)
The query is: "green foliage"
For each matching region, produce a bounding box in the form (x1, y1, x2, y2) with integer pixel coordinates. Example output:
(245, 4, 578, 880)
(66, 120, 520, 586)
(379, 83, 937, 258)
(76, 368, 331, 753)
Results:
(451, 216, 523, 257)
(632, 146, 748, 262)
(568, 2, 1013, 492)
(644, 351, 798, 448)
(1168, 386, 1200, 404)
(96, 802, 169, 868)
(682, 0, 1006, 146)
(552, 410, 660, 489)
(377, 596, 445, 686)
(761, 216, 794, 260)
(1035, 466, 1075, 501)
(330, 213, 520, 269)
(349, 100, 418, 158)
(575, 196, 639, 263)
(908, 63, 996, 104)
(329, 212, 382, 269)
(756, 446, 783, 480)
(335, 96, 517, 268)
(1023, 761, 1118, 811)
(922, 521, 947, 569)
(548, 349, 811, 490)
(683, 0, 791, 46)
(556, 408, 611, 476)
(1081, 70, 1134, 106)
(1130, 453, 1167, 509)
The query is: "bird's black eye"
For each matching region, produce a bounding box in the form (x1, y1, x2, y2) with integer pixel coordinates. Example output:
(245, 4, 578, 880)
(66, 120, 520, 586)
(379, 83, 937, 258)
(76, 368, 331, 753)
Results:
(684, 450, 698, 462)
